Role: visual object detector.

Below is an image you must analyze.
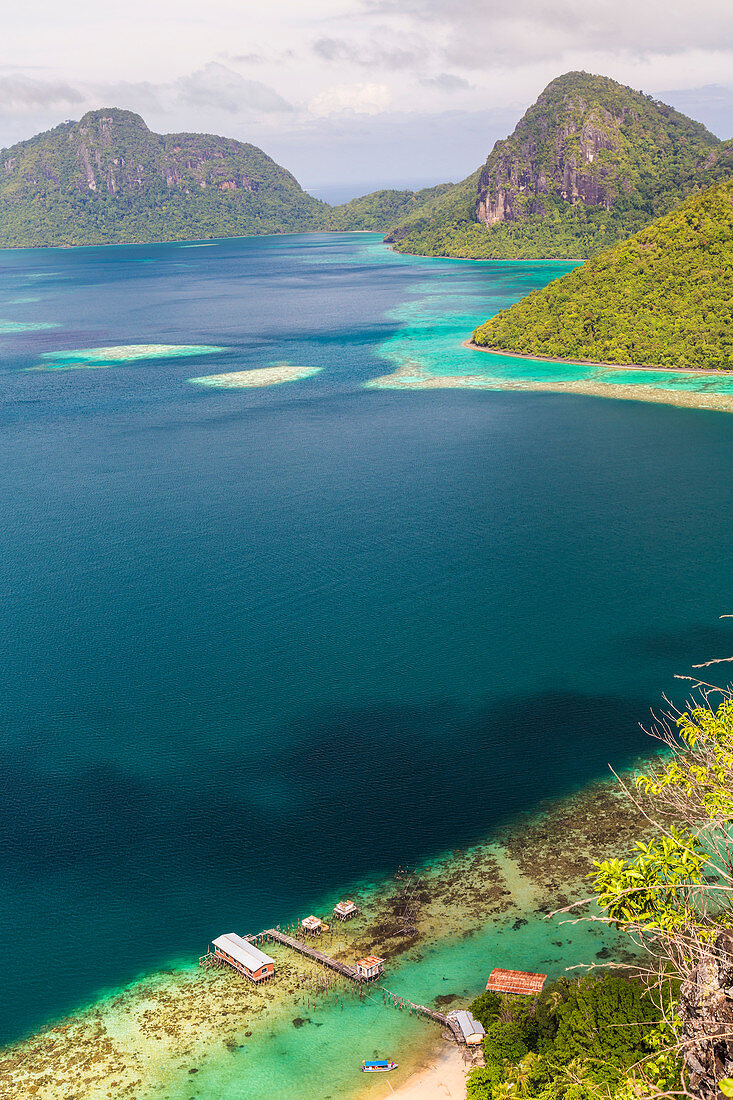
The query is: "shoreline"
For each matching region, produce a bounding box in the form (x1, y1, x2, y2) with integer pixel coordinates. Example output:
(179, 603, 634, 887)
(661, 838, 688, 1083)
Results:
(366, 348, 733, 414)
(1, 234, 585, 261)
(463, 340, 733, 378)
(388, 245, 584, 264)
(0, 228, 385, 256)
(386, 1041, 471, 1100)
(0, 768, 651, 1100)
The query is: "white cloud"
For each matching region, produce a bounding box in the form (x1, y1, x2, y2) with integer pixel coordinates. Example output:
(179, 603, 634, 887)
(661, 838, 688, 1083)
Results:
(0, 62, 295, 130)
(308, 81, 391, 116)
(312, 36, 422, 70)
(419, 73, 473, 92)
(176, 62, 293, 114)
(366, 0, 733, 62)
(0, 73, 84, 112)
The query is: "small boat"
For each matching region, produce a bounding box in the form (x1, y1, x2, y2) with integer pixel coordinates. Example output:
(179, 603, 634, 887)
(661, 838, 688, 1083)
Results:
(362, 1060, 398, 1072)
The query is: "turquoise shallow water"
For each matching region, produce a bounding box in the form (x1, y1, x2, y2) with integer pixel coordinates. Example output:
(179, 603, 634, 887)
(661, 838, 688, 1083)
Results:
(0, 233, 732, 1094)
(367, 254, 733, 394)
(163, 891, 624, 1100)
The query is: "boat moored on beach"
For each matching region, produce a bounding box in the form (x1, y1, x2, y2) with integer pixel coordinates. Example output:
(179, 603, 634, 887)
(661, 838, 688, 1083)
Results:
(362, 1060, 398, 1072)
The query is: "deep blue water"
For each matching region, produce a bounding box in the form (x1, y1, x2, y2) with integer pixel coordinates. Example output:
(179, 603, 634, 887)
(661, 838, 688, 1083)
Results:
(0, 233, 732, 1044)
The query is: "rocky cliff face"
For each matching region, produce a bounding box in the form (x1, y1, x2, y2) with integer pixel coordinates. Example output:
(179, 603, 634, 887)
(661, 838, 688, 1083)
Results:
(476, 115, 619, 225)
(680, 933, 733, 1099)
(474, 72, 719, 229)
(384, 71, 722, 260)
(2, 109, 287, 198)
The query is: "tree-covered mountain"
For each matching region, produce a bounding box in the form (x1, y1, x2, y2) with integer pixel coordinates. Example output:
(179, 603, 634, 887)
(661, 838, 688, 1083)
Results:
(471, 176, 733, 370)
(0, 108, 455, 247)
(387, 71, 724, 260)
(2, 85, 729, 254)
(0, 108, 332, 247)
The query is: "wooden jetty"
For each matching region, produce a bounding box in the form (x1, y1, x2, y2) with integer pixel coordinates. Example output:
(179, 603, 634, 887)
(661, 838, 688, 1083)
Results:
(201, 926, 466, 1043)
(377, 986, 464, 1043)
(251, 930, 464, 1040)
(252, 928, 360, 981)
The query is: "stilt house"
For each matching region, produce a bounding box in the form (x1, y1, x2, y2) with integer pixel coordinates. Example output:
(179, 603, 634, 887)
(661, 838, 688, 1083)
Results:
(486, 968, 547, 995)
(446, 1009, 486, 1045)
(333, 900, 357, 920)
(212, 933, 275, 982)
(356, 955, 385, 981)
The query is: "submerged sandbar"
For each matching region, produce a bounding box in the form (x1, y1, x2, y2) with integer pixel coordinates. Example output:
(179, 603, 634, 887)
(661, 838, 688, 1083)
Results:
(29, 344, 225, 371)
(0, 319, 58, 333)
(188, 365, 321, 388)
(366, 350, 733, 413)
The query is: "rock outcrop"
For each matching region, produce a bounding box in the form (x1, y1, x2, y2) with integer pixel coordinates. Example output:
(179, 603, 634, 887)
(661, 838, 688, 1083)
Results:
(474, 72, 718, 230)
(476, 115, 619, 225)
(681, 933, 733, 1099)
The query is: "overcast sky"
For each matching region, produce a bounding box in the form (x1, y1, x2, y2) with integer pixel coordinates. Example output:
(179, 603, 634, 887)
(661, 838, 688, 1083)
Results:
(2, 0, 733, 197)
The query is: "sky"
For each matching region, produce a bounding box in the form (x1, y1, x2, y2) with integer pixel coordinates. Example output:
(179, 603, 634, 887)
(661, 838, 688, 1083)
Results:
(2, 0, 733, 198)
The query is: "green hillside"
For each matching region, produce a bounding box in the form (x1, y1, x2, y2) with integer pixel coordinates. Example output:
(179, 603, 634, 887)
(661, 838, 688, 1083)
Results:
(0, 108, 329, 247)
(326, 184, 453, 231)
(384, 171, 481, 243)
(388, 71, 723, 260)
(472, 176, 733, 370)
(2, 86, 729, 253)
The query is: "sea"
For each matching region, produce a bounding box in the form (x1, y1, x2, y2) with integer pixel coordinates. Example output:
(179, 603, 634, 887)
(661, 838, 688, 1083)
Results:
(1, 232, 732, 1095)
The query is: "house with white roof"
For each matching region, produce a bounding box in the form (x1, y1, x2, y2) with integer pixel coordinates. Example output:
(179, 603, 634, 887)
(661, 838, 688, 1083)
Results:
(212, 933, 275, 982)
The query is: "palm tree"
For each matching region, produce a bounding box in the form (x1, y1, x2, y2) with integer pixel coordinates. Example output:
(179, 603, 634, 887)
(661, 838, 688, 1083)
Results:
(510, 1052, 540, 1097)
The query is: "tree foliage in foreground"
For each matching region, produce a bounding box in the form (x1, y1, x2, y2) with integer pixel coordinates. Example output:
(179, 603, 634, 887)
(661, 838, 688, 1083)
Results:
(472, 177, 733, 370)
(586, 675, 733, 1098)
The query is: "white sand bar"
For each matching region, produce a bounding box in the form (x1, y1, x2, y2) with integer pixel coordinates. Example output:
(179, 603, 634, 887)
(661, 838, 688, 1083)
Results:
(189, 364, 321, 388)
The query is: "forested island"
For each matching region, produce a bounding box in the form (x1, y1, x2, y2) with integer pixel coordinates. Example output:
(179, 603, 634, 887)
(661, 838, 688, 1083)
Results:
(471, 178, 733, 371)
(0, 108, 447, 248)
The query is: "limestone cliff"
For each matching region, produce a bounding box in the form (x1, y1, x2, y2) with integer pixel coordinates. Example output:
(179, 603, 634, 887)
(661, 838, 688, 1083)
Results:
(473, 72, 718, 227)
(387, 71, 722, 260)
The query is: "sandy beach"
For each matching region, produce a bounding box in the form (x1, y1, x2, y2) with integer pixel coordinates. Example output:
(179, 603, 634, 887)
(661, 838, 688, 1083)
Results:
(388, 1043, 470, 1100)
(464, 340, 733, 378)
